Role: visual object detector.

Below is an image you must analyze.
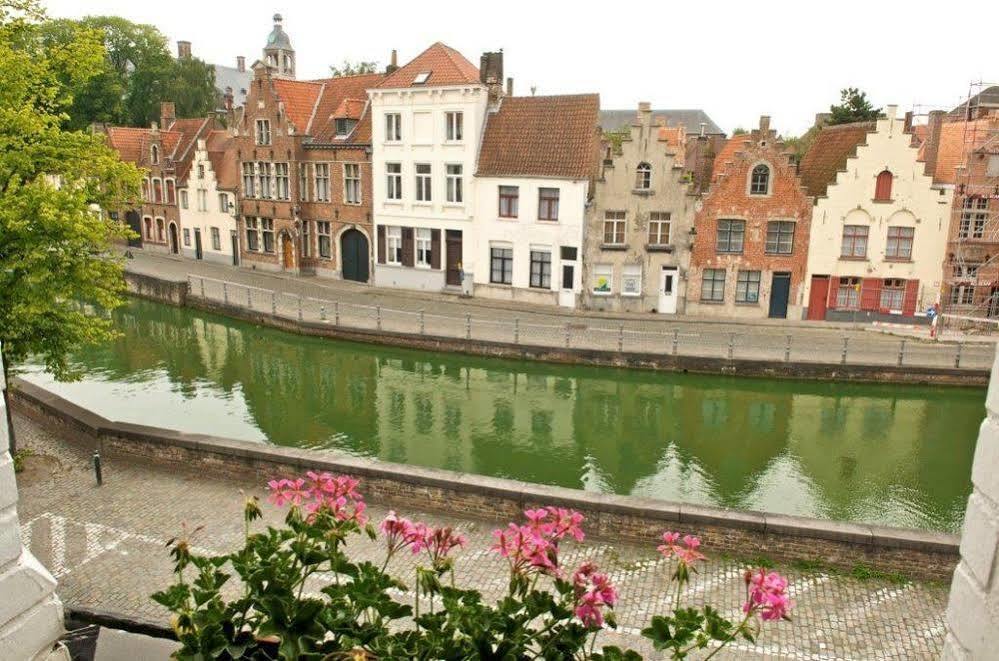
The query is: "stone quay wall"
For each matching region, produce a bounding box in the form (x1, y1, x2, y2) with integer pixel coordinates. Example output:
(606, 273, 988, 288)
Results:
(124, 270, 188, 306)
(11, 379, 959, 582)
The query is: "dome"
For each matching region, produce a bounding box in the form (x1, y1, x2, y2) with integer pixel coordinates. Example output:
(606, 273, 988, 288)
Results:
(265, 13, 293, 51)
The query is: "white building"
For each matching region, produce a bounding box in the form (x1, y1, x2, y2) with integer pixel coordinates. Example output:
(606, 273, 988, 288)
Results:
(473, 94, 600, 308)
(179, 131, 240, 265)
(370, 43, 493, 292)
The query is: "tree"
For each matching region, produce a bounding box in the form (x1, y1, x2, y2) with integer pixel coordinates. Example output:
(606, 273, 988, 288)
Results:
(0, 0, 140, 387)
(164, 55, 216, 119)
(329, 59, 378, 77)
(828, 87, 881, 126)
(732, 127, 747, 136)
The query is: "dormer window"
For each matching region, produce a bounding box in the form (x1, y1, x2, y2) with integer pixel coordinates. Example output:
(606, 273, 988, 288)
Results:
(635, 162, 652, 190)
(335, 118, 356, 138)
(413, 71, 431, 85)
(875, 169, 893, 201)
(150, 144, 159, 164)
(197, 164, 205, 179)
(750, 164, 770, 195)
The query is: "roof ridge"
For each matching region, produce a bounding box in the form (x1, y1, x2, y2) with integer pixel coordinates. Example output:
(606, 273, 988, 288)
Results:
(306, 82, 327, 134)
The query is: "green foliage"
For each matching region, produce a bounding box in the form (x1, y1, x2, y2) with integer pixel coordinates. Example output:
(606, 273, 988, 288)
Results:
(850, 563, 909, 585)
(604, 129, 629, 155)
(12, 447, 32, 472)
(732, 127, 748, 136)
(0, 0, 140, 380)
(164, 55, 216, 120)
(329, 59, 378, 77)
(828, 87, 881, 126)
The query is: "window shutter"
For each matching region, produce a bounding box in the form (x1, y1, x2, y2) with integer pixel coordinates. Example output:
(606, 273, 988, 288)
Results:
(902, 280, 919, 316)
(827, 277, 840, 309)
(861, 278, 881, 311)
(401, 227, 414, 267)
(377, 225, 386, 264)
(430, 229, 441, 269)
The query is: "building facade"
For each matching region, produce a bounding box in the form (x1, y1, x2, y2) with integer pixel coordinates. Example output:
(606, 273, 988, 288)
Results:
(179, 131, 240, 265)
(686, 116, 813, 319)
(474, 94, 600, 308)
(583, 103, 696, 314)
(800, 106, 953, 322)
(370, 43, 491, 292)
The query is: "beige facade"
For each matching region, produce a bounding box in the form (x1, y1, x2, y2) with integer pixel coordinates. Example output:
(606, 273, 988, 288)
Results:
(582, 103, 695, 314)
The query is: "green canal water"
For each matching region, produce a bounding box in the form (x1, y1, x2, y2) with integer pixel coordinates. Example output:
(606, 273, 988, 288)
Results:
(23, 299, 984, 533)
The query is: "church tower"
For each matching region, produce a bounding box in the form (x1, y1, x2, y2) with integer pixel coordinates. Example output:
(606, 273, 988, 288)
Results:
(263, 13, 295, 79)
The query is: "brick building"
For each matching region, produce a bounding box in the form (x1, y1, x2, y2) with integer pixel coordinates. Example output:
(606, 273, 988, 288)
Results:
(686, 116, 813, 319)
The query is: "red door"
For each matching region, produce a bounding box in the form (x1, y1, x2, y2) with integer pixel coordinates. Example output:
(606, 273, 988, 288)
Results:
(807, 276, 829, 321)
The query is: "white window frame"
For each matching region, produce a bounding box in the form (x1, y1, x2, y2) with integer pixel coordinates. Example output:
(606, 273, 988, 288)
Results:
(415, 228, 432, 268)
(445, 111, 463, 141)
(275, 163, 290, 200)
(210, 227, 221, 251)
(245, 216, 260, 251)
(648, 211, 670, 245)
(197, 189, 207, 211)
(255, 119, 271, 146)
(621, 265, 642, 297)
(242, 162, 256, 198)
(179, 189, 189, 210)
(415, 163, 431, 202)
(314, 163, 330, 202)
(344, 163, 361, 205)
(592, 264, 613, 295)
(386, 163, 402, 200)
(218, 193, 229, 213)
(445, 164, 462, 203)
(318, 221, 332, 259)
(386, 226, 403, 265)
(385, 113, 402, 142)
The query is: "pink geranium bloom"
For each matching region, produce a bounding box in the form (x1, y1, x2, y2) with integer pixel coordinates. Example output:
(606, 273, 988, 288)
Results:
(743, 568, 793, 622)
(571, 561, 617, 628)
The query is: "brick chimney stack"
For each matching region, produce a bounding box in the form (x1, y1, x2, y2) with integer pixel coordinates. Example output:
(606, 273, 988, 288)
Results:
(160, 101, 176, 130)
(385, 49, 398, 74)
(480, 50, 504, 106)
(758, 115, 771, 134)
(923, 110, 946, 180)
(236, 56, 245, 72)
(506, 77, 513, 97)
(177, 40, 192, 59)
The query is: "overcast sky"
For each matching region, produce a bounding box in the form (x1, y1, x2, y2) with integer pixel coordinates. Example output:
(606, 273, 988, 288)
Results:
(44, 0, 998, 135)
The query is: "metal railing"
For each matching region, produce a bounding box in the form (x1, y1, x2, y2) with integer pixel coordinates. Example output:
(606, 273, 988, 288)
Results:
(186, 274, 995, 371)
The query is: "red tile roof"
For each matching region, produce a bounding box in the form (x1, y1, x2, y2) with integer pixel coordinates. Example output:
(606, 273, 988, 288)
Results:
(205, 131, 238, 190)
(378, 42, 480, 89)
(307, 73, 384, 143)
(333, 98, 366, 120)
(272, 79, 324, 133)
(106, 127, 147, 163)
(920, 117, 999, 184)
(476, 94, 600, 179)
(798, 121, 876, 197)
(710, 134, 752, 181)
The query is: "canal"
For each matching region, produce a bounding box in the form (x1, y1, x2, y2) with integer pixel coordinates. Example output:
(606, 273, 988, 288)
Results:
(22, 298, 983, 533)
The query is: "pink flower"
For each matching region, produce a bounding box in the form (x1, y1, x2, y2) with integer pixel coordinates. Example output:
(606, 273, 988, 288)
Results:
(266, 472, 367, 524)
(743, 568, 792, 622)
(425, 526, 467, 565)
(572, 561, 617, 628)
(657, 531, 706, 565)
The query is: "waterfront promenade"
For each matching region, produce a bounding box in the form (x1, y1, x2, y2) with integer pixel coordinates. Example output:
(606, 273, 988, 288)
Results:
(14, 408, 948, 659)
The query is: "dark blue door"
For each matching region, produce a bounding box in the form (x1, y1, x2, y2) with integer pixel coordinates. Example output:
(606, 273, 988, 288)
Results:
(341, 229, 369, 283)
(769, 273, 791, 318)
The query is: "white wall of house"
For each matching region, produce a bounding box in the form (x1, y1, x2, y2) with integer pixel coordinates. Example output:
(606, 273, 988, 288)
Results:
(803, 106, 953, 318)
(179, 143, 239, 265)
(473, 176, 589, 307)
(370, 84, 488, 291)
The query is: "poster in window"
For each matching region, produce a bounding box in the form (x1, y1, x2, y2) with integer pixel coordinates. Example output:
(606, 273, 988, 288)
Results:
(592, 268, 612, 294)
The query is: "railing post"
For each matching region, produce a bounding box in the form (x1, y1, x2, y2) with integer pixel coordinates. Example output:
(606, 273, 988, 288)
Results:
(514, 318, 520, 344)
(320, 304, 326, 321)
(897, 339, 906, 367)
(419, 309, 425, 335)
(728, 332, 735, 360)
(841, 337, 849, 364)
(564, 323, 570, 349)
(334, 301, 340, 326)
(955, 342, 963, 368)
(246, 286, 252, 308)
(376, 305, 382, 331)
(271, 291, 276, 315)
(784, 334, 792, 362)
(297, 295, 303, 321)
(222, 282, 228, 304)
(672, 329, 679, 356)
(617, 325, 624, 353)
(200, 276, 205, 298)
(465, 314, 471, 340)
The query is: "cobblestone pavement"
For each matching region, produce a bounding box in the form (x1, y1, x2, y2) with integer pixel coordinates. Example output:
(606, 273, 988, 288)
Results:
(124, 250, 993, 371)
(15, 411, 948, 659)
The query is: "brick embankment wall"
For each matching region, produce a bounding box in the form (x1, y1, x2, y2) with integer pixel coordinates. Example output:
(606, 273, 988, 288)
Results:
(124, 271, 188, 305)
(11, 380, 960, 581)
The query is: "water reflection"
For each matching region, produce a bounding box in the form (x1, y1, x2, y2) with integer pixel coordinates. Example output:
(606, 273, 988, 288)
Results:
(24, 299, 983, 532)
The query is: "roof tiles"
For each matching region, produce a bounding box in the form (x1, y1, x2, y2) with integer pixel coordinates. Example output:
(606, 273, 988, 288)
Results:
(378, 42, 480, 89)
(798, 121, 876, 198)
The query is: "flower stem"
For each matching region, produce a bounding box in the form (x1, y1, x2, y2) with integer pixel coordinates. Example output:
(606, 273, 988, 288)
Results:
(702, 611, 753, 660)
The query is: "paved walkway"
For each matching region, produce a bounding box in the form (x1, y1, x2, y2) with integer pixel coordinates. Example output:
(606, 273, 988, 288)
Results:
(124, 250, 993, 371)
(15, 410, 948, 659)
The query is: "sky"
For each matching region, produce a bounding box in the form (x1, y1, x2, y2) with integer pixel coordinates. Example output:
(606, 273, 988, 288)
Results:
(44, 0, 999, 136)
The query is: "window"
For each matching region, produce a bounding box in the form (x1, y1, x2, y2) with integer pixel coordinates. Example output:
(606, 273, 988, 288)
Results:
(258, 162, 273, 199)
(302, 221, 311, 258)
(141, 179, 150, 201)
(750, 164, 770, 195)
(318, 221, 332, 259)
(211, 227, 221, 251)
(635, 162, 652, 190)
(530, 250, 552, 288)
(385, 113, 401, 141)
(951, 285, 975, 305)
(622, 265, 642, 297)
(837, 277, 860, 309)
(886, 226, 914, 259)
(165, 179, 176, 204)
(880, 279, 905, 310)
(152, 178, 163, 203)
(413, 72, 430, 85)
(218, 193, 229, 213)
(197, 165, 205, 180)
(592, 264, 612, 295)
(445, 164, 463, 203)
(499, 186, 519, 218)
(180, 190, 189, 209)
(716, 219, 745, 253)
(314, 164, 330, 202)
(648, 211, 671, 245)
(242, 163, 256, 197)
(183, 228, 190, 246)
(298, 164, 309, 201)
(335, 118, 356, 138)
(150, 145, 159, 164)
(386, 226, 402, 264)
(874, 170, 893, 201)
(144, 217, 152, 239)
(959, 197, 988, 239)
(197, 189, 207, 211)
(261, 218, 275, 253)
(701, 269, 726, 302)
(156, 218, 164, 241)
(445, 111, 463, 141)
(416, 228, 432, 267)
(735, 270, 761, 303)
(245, 217, 259, 251)
(386, 163, 402, 200)
(275, 163, 290, 200)
(255, 119, 271, 145)
(953, 262, 980, 280)
(344, 163, 361, 204)
(538, 188, 559, 221)
(841, 225, 869, 258)
(490, 247, 513, 284)
(603, 210, 626, 244)
(415, 164, 432, 202)
(765, 221, 795, 254)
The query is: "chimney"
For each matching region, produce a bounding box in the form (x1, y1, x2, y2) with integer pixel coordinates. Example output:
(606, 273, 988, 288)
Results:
(814, 112, 832, 129)
(224, 87, 234, 112)
(236, 56, 245, 72)
(385, 49, 398, 74)
(637, 102, 652, 129)
(759, 115, 771, 134)
(160, 101, 176, 130)
(699, 122, 706, 137)
(903, 111, 913, 134)
(885, 104, 898, 120)
(177, 40, 192, 59)
(506, 77, 513, 96)
(923, 110, 946, 180)
(479, 50, 503, 85)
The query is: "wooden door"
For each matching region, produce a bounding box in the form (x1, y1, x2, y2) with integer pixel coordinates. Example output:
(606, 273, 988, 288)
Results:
(281, 234, 294, 269)
(807, 275, 829, 321)
(769, 273, 791, 319)
(445, 230, 462, 286)
(340, 229, 369, 282)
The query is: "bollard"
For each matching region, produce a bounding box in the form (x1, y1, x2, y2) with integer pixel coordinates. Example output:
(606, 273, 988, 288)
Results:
(298, 296, 303, 321)
(465, 314, 471, 340)
(200, 277, 205, 298)
(419, 309, 425, 335)
(377, 306, 382, 331)
(955, 342, 963, 368)
(617, 325, 624, 353)
(514, 318, 520, 344)
(247, 286, 252, 308)
(672, 329, 679, 356)
(728, 332, 735, 360)
(897, 339, 906, 367)
(320, 305, 326, 321)
(222, 282, 228, 304)
(564, 323, 570, 349)
(271, 291, 277, 315)
(334, 301, 340, 326)
(92, 451, 103, 486)
(841, 337, 849, 364)
(784, 334, 792, 362)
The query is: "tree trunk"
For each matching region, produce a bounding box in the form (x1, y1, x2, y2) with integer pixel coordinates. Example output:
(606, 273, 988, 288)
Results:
(1, 345, 14, 456)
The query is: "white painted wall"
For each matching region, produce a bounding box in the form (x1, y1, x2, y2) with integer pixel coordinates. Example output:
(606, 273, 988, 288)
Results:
(473, 176, 588, 306)
(179, 142, 239, 265)
(0, 347, 69, 661)
(803, 106, 953, 313)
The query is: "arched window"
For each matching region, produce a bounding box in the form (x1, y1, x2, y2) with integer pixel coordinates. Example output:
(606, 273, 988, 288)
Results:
(150, 144, 159, 164)
(875, 169, 893, 201)
(156, 218, 165, 241)
(750, 164, 770, 195)
(635, 162, 652, 190)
